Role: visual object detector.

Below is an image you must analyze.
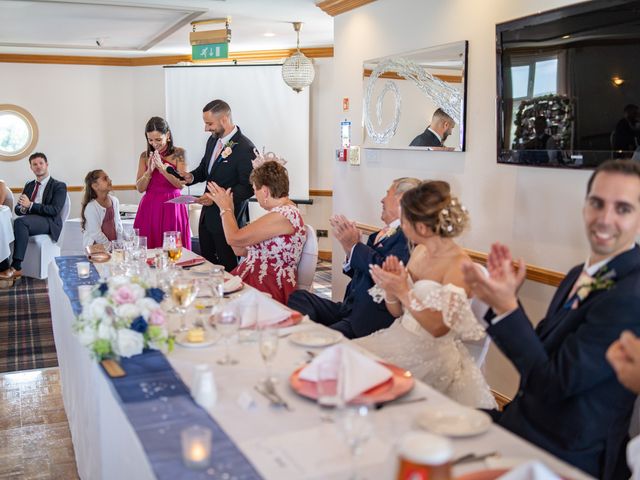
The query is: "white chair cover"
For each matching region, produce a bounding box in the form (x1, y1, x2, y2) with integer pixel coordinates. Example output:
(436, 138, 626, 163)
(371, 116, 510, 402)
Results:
(2, 185, 15, 211)
(296, 224, 318, 291)
(22, 194, 71, 279)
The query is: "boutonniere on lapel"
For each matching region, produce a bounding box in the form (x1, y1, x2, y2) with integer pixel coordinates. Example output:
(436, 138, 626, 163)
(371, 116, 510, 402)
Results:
(221, 140, 237, 159)
(564, 266, 616, 310)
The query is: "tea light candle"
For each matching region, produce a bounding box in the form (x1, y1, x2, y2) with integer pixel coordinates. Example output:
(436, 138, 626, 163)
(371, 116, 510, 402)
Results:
(77, 261, 91, 279)
(78, 285, 93, 303)
(181, 425, 212, 469)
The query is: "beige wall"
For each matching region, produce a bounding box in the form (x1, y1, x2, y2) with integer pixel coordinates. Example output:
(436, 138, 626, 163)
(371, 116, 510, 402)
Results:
(331, 0, 591, 397)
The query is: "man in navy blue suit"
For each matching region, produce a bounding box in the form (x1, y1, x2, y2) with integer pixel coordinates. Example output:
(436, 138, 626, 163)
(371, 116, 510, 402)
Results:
(462, 159, 640, 479)
(288, 177, 420, 339)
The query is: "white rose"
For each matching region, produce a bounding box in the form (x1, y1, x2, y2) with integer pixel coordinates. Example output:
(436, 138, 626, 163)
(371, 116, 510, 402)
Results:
(135, 297, 159, 320)
(97, 322, 115, 341)
(85, 297, 111, 321)
(129, 284, 146, 301)
(112, 329, 144, 358)
(77, 325, 96, 347)
(108, 275, 130, 290)
(115, 303, 141, 320)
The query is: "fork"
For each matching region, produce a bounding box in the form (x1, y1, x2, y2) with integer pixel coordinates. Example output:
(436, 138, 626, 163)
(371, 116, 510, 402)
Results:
(262, 380, 292, 411)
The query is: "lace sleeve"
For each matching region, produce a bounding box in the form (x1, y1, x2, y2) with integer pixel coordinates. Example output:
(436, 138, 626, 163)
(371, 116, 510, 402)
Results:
(370, 282, 485, 341)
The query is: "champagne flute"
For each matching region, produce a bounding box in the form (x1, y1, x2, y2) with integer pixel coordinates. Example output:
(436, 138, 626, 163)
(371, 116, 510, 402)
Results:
(170, 275, 198, 333)
(258, 327, 279, 385)
(215, 308, 239, 365)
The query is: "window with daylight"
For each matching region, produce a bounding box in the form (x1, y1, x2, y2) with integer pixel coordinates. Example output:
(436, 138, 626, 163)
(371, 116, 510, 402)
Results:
(0, 105, 39, 162)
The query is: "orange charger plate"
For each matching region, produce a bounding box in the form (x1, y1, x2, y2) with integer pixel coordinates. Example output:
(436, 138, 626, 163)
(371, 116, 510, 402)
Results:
(289, 361, 414, 405)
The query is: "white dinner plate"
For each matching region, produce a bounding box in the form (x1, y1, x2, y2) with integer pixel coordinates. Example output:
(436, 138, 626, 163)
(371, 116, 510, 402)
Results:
(175, 330, 221, 348)
(416, 405, 492, 437)
(288, 330, 343, 348)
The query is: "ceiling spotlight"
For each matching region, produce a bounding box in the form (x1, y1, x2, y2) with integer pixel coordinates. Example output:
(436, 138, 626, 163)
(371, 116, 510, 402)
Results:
(96, 38, 102, 47)
(281, 22, 315, 93)
(612, 76, 625, 87)
(264, 32, 276, 37)
(562, 35, 570, 39)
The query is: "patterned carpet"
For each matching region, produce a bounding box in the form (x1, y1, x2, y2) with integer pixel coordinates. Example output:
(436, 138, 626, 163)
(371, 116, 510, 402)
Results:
(0, 277, 58, 373)
(311, 260, 332, 300)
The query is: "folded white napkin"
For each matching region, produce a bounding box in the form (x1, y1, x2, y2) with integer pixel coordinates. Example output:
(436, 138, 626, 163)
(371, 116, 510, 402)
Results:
(227, 289, 290, 328)
(299, 344, 392, 402)
(497, 461, 560, 480)
(224, 275, 243, 293)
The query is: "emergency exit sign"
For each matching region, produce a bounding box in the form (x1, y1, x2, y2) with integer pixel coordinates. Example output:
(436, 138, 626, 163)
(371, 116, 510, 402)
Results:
(192, 43, 228, 60)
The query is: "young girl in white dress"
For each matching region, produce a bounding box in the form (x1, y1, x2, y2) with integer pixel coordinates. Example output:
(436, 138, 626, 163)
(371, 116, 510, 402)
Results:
(355, 180, 496, 409)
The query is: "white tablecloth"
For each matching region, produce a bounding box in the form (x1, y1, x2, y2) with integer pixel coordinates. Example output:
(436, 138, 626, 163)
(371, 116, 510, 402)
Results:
(59, 217, 134, 256)
(0, 205, 13, 261)
(48, 256, 592, 480)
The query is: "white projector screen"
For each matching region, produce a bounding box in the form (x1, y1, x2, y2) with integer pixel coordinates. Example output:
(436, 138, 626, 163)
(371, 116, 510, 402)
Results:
(164, 65, 310, 204)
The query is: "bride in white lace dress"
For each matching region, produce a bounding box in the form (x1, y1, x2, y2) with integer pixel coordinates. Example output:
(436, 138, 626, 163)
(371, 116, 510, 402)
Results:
(355, 181, 496, 409)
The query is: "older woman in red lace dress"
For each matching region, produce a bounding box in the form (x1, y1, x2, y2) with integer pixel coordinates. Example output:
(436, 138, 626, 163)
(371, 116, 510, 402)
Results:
(205, 154, 306, 304)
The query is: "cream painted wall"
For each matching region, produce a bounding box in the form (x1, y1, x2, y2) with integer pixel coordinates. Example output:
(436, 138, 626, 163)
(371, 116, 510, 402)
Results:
(331, 0, 593, 397)
(1, 63, 164, 216)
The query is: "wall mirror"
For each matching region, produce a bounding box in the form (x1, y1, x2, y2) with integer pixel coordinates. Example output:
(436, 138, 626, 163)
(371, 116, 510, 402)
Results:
(361, 40, 468, 151)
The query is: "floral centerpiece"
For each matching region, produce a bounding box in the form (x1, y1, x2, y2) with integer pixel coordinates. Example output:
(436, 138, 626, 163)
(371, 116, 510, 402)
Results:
(74, 275, 173, 360)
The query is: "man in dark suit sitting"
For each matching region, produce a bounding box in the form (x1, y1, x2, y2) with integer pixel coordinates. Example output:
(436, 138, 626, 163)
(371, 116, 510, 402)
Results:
(0, 152, 67, 281)
(409, 108, 455, 148)
(288, 177, 420, 339)
(182, 99, 256, 271)
(462, 159, 640, 479)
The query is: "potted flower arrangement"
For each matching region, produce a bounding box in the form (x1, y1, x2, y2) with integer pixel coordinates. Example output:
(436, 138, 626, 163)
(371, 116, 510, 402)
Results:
(74, 275, 173, 360)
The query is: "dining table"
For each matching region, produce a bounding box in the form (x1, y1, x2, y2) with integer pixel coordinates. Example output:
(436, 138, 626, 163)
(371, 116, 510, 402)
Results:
(0, 205, 14, 262)
(47, 250, 593, 480)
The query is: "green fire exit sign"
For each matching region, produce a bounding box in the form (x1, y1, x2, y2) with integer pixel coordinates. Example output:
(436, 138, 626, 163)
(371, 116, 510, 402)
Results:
(192, 43, 229, 60)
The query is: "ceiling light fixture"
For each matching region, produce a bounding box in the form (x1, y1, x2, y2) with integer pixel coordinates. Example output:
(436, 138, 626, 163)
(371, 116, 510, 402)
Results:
(612, 76, 625, 87)
(264, 32, 276, 37)
(281, 22, 315, 93)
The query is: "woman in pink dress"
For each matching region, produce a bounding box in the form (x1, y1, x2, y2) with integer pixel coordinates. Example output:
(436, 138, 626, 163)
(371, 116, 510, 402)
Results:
(205, 156, 306, 304)
(134, 117, 191, 249)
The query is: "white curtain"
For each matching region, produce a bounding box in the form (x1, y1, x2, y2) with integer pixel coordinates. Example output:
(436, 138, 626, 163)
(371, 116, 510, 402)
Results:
(164, 65, 310, 202)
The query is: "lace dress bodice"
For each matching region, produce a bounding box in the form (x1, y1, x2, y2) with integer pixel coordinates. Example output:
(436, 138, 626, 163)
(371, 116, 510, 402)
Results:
(357, 279, 496, 409)
(232, 205, 306, 304)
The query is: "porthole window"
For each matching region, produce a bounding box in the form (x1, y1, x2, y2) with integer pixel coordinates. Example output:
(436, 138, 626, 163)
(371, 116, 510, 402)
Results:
(0, 105, 39, 162)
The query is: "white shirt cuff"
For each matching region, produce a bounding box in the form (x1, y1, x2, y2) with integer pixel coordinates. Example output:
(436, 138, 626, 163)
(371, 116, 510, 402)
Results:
(343, 244, 358, 272)
(489, 307, 518, 326)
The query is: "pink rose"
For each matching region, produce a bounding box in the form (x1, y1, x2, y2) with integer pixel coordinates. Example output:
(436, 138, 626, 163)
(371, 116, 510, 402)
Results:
(148, 308, 166, 326)
(221, 146, 232, 159)
(113, 286, 137, 305)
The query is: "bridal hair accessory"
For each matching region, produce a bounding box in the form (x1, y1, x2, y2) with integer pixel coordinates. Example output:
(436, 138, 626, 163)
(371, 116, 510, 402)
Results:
(251, 147, 287, 169)
(436, 196, 468, 237)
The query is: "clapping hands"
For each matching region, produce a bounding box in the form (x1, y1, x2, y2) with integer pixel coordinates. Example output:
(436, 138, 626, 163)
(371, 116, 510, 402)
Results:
(369, 255, 409, 302)
(330, 214, 360, 254)
(461, 242, 525, 315)
(607, 331, 640, 394)
(204, 181, 234, 210)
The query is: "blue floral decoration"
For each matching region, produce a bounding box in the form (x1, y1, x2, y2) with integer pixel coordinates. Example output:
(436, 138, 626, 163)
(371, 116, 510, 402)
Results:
(98, 282, 108, 296)
(130, 316, 148, 333)
(146, 288, 165, 303)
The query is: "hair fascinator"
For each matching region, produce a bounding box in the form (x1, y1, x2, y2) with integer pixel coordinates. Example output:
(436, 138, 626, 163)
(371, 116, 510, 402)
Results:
(252, 147, 287, 169)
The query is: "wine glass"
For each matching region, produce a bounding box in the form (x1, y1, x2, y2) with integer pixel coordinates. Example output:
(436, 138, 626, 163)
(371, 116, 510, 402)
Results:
(339, 403, 374, 480)
(316, 361, 341, 422)
(170, 275, 198, 333)
(163, 231, 182, 263)
(258, 327, 279, 385)
(215, 308, 239, 365)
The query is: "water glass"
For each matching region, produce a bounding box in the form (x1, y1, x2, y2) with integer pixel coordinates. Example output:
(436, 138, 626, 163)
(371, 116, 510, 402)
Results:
(339, 403, 374, 479)
(210, 265, 225, 301)
(215, 308, 239, 365)
(163, 231, 183, 263)
(317, 361, 341, 422)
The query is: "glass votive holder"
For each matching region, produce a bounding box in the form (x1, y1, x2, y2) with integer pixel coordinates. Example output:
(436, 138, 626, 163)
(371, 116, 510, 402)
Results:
(78, 285, 93, 303)
(77, 261, 91, 279)
(181, 425, 212, 469)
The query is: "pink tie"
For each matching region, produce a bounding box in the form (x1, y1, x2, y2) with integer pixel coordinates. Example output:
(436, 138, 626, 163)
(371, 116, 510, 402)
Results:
(566, 271, 593, 309)
(208, 139, 223, 174)
(374, 226, 390, 245)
